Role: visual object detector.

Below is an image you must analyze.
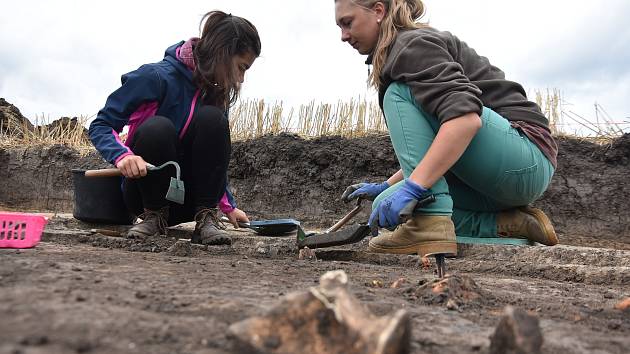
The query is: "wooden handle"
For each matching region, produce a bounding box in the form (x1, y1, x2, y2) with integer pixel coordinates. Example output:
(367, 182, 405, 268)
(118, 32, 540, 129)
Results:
(84, 168, 123, 177)
(326, 202, 364, 233)
(90, 228, 123, 237)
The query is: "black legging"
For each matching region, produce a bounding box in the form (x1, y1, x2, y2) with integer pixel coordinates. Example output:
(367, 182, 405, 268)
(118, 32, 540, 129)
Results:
(123, 105, 231, 225)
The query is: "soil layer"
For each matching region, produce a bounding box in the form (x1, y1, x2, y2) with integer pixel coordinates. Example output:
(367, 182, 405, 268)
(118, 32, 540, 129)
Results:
(1, 219, 628, 354)
(1, 132, 629, 353)
(2, 133, 629, 248)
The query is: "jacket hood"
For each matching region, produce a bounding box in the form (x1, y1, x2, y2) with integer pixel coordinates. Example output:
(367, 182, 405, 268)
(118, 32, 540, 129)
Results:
(164, 41, 194, 82)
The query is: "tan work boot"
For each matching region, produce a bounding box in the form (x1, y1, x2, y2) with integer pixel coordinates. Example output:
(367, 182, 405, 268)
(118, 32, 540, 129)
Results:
(192, 208, 232, 245)
(126, 207, 169, 239)
(368, 215, 457, 257)
(497, 206, 558, 246)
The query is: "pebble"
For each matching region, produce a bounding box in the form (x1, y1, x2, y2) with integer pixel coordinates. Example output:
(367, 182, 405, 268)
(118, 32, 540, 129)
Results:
(298, 246, 316, 260)
(490, 306, 543, 354)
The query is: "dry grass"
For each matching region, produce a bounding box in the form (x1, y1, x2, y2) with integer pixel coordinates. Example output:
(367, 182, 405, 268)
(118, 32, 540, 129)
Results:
(535, 89, 562, 135)
(229, 98, 386, 140)
(2, 94, 627, 150)
(2, 99, 387, 150)
(535, 89, 628, 141)
(0, 115, 93, 153)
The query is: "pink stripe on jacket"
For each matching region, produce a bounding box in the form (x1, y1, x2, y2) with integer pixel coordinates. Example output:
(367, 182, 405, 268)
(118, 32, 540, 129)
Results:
(126, 102, 159, 144)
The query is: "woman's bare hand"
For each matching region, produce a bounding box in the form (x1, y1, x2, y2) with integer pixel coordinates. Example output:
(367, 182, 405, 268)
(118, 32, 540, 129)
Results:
(116, 155, 148, 178)
(226, 208, 250, 228)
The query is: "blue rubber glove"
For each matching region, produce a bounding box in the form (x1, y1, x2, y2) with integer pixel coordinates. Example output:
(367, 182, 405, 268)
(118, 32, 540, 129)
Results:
(368, 179, 428, 235)
(341, 181, 389, 202)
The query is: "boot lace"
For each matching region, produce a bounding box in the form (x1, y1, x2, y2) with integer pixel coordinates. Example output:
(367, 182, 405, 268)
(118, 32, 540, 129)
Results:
(136, 208, 168, 234)
(194, 208, 227, 230)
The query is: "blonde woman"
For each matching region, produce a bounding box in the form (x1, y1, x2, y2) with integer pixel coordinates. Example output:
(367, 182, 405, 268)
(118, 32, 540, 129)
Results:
(336, 0, 559, 265)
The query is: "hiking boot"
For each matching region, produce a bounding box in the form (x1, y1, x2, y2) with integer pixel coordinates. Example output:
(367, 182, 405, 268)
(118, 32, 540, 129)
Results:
(192, 208, 232, 245)
(368, 215, 457, 257)
(497, 206, 558, 246)
(126, 207, 169, 239)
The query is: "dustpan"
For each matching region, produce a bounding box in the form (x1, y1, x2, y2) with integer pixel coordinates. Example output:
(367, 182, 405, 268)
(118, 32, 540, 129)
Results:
(222, 217, 300, 236)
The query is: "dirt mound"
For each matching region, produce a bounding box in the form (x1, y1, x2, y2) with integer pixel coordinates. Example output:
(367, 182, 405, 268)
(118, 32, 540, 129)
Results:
(597, 133, 630, 166)
(229, 133, 398, 223)
(0, 144, 108, 211)
(1, 132, 629, 248)
(534, 134, 630, 246)
(401, 275, 491, 311)
(40, 116, 89, 142)
(229, 133, 630, 247)
(0, 98, 34, 136)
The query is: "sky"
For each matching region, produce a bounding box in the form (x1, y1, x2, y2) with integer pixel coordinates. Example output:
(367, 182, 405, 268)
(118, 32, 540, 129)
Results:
(1, 0, 629, 134)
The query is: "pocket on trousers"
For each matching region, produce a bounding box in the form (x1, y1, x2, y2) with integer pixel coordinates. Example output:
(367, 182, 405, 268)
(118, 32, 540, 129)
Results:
(496, 163, 541, 204)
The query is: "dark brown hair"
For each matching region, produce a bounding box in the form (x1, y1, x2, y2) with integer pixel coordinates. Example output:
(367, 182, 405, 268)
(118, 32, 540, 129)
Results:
(193, 11, 261, 109)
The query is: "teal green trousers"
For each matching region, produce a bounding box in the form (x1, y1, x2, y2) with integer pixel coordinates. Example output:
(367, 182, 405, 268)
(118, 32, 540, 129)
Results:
(373, 82, 555, 238)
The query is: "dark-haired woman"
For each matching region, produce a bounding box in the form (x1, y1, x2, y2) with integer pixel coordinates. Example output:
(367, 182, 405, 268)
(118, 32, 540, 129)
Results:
(89, 11, 261, 245)
(335, 0, 558, 259)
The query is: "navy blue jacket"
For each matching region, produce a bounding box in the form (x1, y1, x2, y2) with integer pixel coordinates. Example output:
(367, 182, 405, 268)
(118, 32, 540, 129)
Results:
(89, 42, 236, 209)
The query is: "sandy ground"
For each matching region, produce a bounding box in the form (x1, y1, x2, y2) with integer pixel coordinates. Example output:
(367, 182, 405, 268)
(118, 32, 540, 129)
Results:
(1, 215, 629, 354)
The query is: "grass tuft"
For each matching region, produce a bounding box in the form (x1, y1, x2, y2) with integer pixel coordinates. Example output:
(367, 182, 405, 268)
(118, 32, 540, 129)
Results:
(2, 94, 627, 151)
(0, 114, 93, 153)
(230, 98, 386, 140)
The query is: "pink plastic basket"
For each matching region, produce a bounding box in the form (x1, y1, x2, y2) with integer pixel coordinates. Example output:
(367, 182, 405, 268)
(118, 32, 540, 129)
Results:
(0, 212, 48, 249)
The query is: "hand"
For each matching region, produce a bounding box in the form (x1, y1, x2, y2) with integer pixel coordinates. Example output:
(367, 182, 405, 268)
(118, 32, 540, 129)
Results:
(226, 208, 249, 228)
(341, 181, 389, 202)
(368, 180, 428, 234)
(116, 155, 148, 179)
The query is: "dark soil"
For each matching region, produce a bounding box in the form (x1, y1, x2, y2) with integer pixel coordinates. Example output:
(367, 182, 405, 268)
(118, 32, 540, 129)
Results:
(533, 134, 630, 247)
(2, 132, 629, 248)
(0, 145, 108, 212)
(1, 220, 628, 354)
(0, 97, 34, 135)
(1, 116, 630, 353)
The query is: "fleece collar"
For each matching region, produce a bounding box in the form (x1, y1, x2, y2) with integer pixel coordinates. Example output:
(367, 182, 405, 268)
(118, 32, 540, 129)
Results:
(176, 37, 199, 71)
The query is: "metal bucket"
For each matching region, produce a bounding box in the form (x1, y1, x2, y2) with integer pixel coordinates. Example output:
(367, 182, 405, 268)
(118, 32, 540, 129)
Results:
(71, 169, 134, 225)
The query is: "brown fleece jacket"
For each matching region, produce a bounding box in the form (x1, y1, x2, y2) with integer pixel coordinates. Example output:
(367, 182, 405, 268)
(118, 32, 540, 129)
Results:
(378, 27, 550, 129)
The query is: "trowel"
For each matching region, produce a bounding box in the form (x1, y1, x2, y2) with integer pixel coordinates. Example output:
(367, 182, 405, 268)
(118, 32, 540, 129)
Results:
(296, 195, 437, 250)
(296, 198, 370, 249)
(296, 195, 450, 277)
(84, 161, 185, 205)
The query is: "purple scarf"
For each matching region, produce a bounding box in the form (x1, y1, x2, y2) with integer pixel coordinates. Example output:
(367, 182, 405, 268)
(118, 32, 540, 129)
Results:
(176, 37, 199, 71)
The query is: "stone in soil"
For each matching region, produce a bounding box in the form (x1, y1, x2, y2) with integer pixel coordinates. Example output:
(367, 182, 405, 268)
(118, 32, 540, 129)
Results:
(228, 270, 411, 354)
(615, 297, 630, 311)
(165, 239, 193, 257)
(404, 274, 488, 311)
(298, 246, 317, 260)
(490, 306, 543, 354)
